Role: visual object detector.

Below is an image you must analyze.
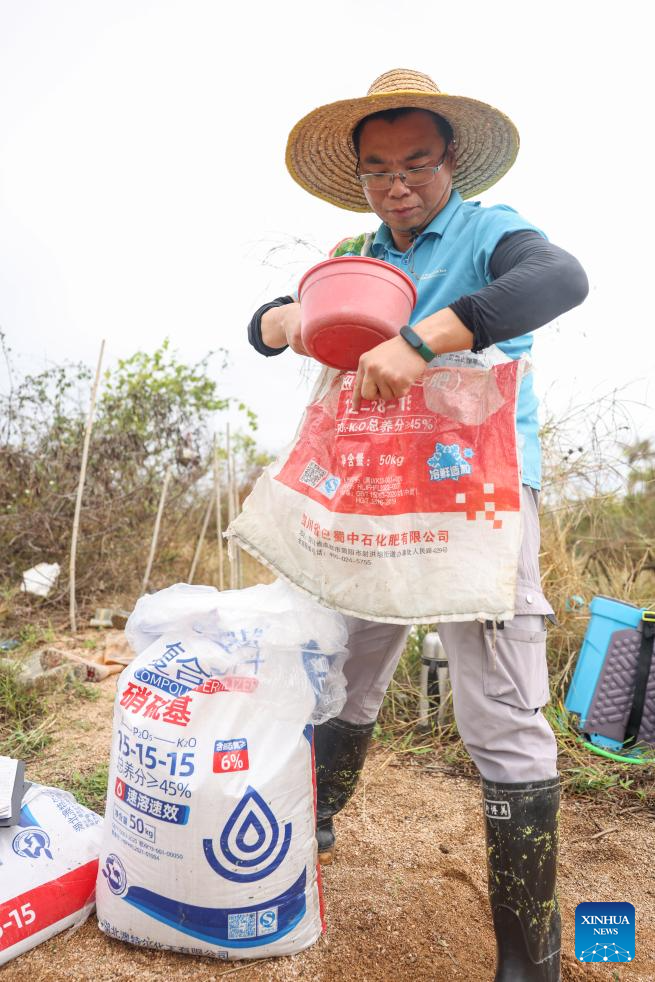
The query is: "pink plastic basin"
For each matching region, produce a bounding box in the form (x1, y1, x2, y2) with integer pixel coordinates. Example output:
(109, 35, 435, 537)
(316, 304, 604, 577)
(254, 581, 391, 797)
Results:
(298, 256, 417, 371)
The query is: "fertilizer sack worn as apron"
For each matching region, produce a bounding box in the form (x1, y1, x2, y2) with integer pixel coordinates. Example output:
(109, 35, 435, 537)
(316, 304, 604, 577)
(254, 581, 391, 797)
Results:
(228, 360, 528, 624)
(96, 580, 347, 960)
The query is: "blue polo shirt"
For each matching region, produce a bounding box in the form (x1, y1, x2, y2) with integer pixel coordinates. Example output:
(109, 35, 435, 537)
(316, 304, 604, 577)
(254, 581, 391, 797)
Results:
(368, 190, 545, 490)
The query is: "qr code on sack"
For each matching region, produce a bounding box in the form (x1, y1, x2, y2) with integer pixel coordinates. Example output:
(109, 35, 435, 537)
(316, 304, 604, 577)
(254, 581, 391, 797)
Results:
(299, 459, 328, 488)
(227, 911, 257, 940)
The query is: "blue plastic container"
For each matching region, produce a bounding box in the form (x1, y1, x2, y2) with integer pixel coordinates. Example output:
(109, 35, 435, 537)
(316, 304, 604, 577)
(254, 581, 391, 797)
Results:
(565, 596, 647, 750)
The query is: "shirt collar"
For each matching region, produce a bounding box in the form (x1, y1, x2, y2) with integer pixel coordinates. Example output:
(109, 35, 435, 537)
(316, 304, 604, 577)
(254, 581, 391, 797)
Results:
(372, 189, 464, 255)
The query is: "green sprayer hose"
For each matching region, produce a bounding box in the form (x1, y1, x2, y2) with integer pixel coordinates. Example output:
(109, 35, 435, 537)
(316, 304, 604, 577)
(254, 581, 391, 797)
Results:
(582, 741, 649, 766)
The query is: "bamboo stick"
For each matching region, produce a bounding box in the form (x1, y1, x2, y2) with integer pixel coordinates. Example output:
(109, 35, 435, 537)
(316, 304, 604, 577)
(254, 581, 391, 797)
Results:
(141, 465, 172, 595)
(69, 339, 105, 632)
(226, 425, 237, 590)
(213, 438, 225, 591)
(188, 492, 213, 584)
(228, 432, 243, 589)
(232, 452, 243, 589)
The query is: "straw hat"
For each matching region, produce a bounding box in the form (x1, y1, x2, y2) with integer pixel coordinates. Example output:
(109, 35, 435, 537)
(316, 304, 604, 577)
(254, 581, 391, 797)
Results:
(286, 68, 520, 212)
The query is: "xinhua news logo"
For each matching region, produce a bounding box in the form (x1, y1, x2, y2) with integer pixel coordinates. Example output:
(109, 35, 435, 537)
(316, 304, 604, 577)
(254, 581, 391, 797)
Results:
(575, 902, 635, 963)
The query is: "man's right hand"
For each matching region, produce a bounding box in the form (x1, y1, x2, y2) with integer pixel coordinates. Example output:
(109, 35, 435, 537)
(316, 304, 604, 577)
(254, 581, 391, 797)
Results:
(261, 302, 306, 355)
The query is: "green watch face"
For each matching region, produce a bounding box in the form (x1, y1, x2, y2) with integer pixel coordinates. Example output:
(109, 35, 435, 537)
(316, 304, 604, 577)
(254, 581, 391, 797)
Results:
(400, 325, 419, 347)
(400, 326, 434, 362)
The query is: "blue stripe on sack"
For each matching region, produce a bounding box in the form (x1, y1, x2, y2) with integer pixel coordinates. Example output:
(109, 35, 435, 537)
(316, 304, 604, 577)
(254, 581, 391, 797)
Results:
(18, 804, 39, 827)
(122, 867, 308, 948)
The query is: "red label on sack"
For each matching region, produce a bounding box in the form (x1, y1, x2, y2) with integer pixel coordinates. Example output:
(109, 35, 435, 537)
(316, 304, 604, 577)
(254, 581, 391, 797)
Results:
(194, 678, 227, 694)
(194, 677, 258, 695)
(275, 363, 521, 518)
(213, 739, 250, 773)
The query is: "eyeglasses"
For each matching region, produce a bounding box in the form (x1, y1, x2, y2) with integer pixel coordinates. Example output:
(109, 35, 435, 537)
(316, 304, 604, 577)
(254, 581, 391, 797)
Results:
(357, 151, 449, 192)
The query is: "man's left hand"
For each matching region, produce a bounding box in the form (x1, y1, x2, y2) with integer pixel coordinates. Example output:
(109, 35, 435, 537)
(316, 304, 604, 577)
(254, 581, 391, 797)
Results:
(351, 336, 427, 410)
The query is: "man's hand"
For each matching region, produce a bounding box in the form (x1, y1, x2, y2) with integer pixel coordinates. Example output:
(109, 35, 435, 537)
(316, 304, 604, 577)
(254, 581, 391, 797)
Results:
(351, 309, 475, 410)
(351, 335, 427, 410)
(261, 301, 306, 354)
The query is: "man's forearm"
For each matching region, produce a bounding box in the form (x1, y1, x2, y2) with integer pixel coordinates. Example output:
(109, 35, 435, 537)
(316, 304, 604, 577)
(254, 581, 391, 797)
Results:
(261, 304, 292, 349)
(413, 306, 474, 356)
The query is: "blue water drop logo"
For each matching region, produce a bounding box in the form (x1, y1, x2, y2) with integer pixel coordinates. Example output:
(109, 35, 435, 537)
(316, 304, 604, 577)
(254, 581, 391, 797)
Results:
(236, 810, 266, 853)
(203, 785, 292, 883)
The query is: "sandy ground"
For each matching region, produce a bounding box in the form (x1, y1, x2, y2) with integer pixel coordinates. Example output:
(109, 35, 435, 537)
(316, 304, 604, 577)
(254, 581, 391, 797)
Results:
(2, 673, 654, 982)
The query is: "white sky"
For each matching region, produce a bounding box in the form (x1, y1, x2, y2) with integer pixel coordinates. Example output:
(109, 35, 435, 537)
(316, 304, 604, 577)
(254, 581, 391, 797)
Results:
(0, 0, 652, 454)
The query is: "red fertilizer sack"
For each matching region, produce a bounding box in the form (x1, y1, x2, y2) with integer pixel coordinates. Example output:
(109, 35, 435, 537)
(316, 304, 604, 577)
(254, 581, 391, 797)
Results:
(228, 360, 528, 624)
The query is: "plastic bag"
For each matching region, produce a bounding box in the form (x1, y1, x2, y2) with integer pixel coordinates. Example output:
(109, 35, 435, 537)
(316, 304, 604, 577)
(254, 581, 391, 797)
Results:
(124, 580, 347, 726)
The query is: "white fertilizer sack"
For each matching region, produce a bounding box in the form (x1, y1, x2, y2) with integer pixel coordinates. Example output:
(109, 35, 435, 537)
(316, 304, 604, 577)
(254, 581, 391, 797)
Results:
(0, 785, 103, 966)
(96, 580, 347, 959)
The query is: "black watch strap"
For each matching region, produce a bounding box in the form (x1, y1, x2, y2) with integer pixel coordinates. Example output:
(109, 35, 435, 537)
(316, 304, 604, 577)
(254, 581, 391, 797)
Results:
(399, 324, 436, 363)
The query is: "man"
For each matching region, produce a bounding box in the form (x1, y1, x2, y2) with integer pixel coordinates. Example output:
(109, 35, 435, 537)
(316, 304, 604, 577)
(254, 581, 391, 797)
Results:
(248, 69, 588, 981)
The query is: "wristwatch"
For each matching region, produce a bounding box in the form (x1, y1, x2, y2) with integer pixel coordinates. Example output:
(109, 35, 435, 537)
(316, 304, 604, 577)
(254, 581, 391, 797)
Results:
(399, 324, 436, 363)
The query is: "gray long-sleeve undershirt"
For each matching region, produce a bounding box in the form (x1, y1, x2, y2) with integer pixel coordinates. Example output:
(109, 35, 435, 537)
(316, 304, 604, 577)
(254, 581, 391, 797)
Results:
(448, 230, 589, 351)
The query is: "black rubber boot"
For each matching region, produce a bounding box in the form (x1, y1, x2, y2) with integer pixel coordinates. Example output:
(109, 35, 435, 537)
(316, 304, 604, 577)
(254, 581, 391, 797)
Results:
(313, 717, 375, 863)
(482, 776, 561, 982)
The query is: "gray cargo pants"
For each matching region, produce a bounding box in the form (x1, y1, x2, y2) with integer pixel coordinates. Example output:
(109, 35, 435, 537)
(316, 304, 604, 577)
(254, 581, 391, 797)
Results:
(338, 485, 558, 783)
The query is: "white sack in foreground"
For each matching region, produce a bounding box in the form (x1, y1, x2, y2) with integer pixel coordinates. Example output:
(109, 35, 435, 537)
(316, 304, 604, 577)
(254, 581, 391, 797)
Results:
(96, 580, 347, 959)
